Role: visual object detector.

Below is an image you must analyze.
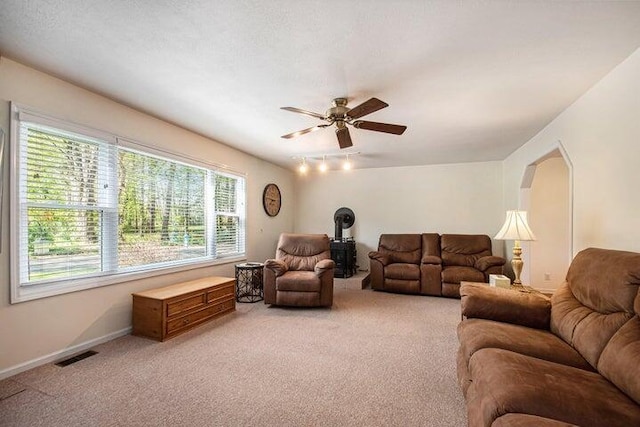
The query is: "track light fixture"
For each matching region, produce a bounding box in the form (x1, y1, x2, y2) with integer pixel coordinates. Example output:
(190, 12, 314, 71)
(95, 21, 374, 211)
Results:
(292, 151, 360, 174)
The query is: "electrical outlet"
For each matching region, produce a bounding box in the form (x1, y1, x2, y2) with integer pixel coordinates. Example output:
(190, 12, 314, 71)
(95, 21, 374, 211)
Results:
(544, 273, 551, 281)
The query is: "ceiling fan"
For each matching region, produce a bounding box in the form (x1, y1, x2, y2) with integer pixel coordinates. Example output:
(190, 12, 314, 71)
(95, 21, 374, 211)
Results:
(280, 97, 407, 149)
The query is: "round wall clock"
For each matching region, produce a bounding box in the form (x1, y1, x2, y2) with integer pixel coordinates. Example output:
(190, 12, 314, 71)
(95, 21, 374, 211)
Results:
(263, 183, 281, 217)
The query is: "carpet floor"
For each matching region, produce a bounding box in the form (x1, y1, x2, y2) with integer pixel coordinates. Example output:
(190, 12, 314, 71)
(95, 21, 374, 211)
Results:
(0, 275, 467, 426)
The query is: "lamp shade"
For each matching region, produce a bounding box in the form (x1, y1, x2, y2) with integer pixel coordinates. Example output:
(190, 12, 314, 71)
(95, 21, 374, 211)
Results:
(494, 210, 536, 241)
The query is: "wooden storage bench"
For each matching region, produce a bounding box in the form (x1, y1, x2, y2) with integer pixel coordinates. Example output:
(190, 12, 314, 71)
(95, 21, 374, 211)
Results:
(132, 276, 235, 341)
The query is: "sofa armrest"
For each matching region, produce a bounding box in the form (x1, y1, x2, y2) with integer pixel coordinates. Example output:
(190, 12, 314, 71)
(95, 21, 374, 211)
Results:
(264, 259, 288, 277)
(368, 251, 390, 266)
(474, 255, 506, 272)
(421, 255, 442, 265)
(460, 282, 551, 330)
(315, 259, 335, 276)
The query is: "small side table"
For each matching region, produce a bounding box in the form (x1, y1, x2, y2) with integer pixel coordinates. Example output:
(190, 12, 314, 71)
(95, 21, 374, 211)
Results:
(235, 262, 264, 303)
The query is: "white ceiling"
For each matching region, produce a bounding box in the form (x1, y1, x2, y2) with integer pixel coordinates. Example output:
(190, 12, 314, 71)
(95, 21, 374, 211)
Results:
(2, 1, 640, 171)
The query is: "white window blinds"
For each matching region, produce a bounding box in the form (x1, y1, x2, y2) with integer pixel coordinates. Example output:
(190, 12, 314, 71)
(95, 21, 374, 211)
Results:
(12, 106, 246, 301)
(214, 172, 246, 257)
(19, 121, 117, 284)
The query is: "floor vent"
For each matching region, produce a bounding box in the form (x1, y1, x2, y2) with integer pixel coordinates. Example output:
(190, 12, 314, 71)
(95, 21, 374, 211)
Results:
(55, 350, 98, 367)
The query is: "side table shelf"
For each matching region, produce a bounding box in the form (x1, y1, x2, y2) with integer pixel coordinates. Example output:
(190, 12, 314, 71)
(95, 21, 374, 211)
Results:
(235, 262, 264, 303)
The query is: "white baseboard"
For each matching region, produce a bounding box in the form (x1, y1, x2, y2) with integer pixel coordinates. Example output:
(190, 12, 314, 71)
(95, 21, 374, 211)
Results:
(0, 327, 132, 381)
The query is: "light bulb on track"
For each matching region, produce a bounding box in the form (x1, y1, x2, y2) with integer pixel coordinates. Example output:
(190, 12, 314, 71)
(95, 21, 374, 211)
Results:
(319, 156, 327, 173)
(342, 154, 352, 170)
(298, 157, 308, 174)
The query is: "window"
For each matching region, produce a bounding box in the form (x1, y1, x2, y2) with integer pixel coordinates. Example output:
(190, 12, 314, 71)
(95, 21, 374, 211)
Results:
(214, 173, 245, 257)
(11, 106, 246, 302)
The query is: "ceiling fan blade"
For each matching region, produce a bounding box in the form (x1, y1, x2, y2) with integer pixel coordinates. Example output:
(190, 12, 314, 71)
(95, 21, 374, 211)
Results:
(280, 106, 326, 120)
(346, 97, 389, 120)
(281, 124, 329, 139)
(336, 127, 353, 149)
(352, 120, 407, 135)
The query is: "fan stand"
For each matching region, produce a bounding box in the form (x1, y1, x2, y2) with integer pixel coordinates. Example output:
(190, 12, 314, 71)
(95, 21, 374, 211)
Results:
(334, 207, 355, 241)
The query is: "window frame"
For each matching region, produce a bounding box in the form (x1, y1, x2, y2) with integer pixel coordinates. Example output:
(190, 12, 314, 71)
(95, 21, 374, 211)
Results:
(10, 103, 247, 303)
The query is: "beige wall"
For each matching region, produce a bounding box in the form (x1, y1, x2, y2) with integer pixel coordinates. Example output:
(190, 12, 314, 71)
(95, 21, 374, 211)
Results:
(0, 58, 295, 376)
(529, 157, 571, 291)
(294, 162, 504, 270)
(503, 47, 640, 286)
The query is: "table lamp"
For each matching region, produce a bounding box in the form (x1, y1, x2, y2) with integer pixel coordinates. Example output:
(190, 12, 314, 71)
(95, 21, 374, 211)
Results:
(494, 210, 536, 286)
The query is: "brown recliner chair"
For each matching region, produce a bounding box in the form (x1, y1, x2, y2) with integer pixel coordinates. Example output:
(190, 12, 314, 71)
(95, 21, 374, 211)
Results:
(436, 234, 505, 298)
(263, 233, 335, 307)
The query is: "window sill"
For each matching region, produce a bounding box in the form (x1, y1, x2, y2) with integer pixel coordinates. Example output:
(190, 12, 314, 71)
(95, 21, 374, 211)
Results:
(11, 255, 246, 304)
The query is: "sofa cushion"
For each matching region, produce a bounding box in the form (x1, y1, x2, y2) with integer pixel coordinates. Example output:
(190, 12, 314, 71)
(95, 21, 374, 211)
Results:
(421, 233, 441, 257)
(599, 316, 640, 405)
(566, 247, 640, 314)
(458, 318, 593, 372)
(276, 271, 321, 292)
(441, 234, 492, 267)
(378, 234, 422, 264)
(385, 263, 420, 280)
(442, 266, 484, 284)
(276, 291, 320, 306)
(383, 279, 420, 294)
(551, 248, 640, 368)
(551, 282, 631, 367)
(276, 233, 331, 271)
(467, 348, 640, 427)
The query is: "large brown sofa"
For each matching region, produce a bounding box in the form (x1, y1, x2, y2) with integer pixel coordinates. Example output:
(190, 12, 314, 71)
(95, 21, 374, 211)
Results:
(368, 233, 505, 298)
(457, 247, 640, 426)
(264, 233, 335, 307)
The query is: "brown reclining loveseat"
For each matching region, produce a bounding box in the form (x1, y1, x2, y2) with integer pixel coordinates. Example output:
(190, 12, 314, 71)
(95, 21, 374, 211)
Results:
(457, 247, 640, 426)
(368, 233, 505, 298)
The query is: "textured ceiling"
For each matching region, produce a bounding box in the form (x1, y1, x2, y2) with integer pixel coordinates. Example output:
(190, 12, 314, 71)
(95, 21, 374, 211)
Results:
(2, 1, 640, 171)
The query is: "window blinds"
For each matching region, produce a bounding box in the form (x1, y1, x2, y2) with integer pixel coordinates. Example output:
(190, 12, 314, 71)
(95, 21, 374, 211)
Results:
(15, 110, 246, 291)
(214, 172, 246, 257)
(19, 121, 116, 284)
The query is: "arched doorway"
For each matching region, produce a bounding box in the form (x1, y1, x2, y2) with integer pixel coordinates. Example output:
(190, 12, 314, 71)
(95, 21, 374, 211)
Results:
(519, 143, 573, 292)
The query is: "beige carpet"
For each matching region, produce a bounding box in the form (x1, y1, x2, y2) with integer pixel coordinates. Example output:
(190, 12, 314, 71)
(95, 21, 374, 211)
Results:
(0, 275, 467, 426)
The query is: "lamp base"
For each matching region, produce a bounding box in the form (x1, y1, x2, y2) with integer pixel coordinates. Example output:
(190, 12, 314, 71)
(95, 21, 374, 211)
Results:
(511, 240, 523, 285)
